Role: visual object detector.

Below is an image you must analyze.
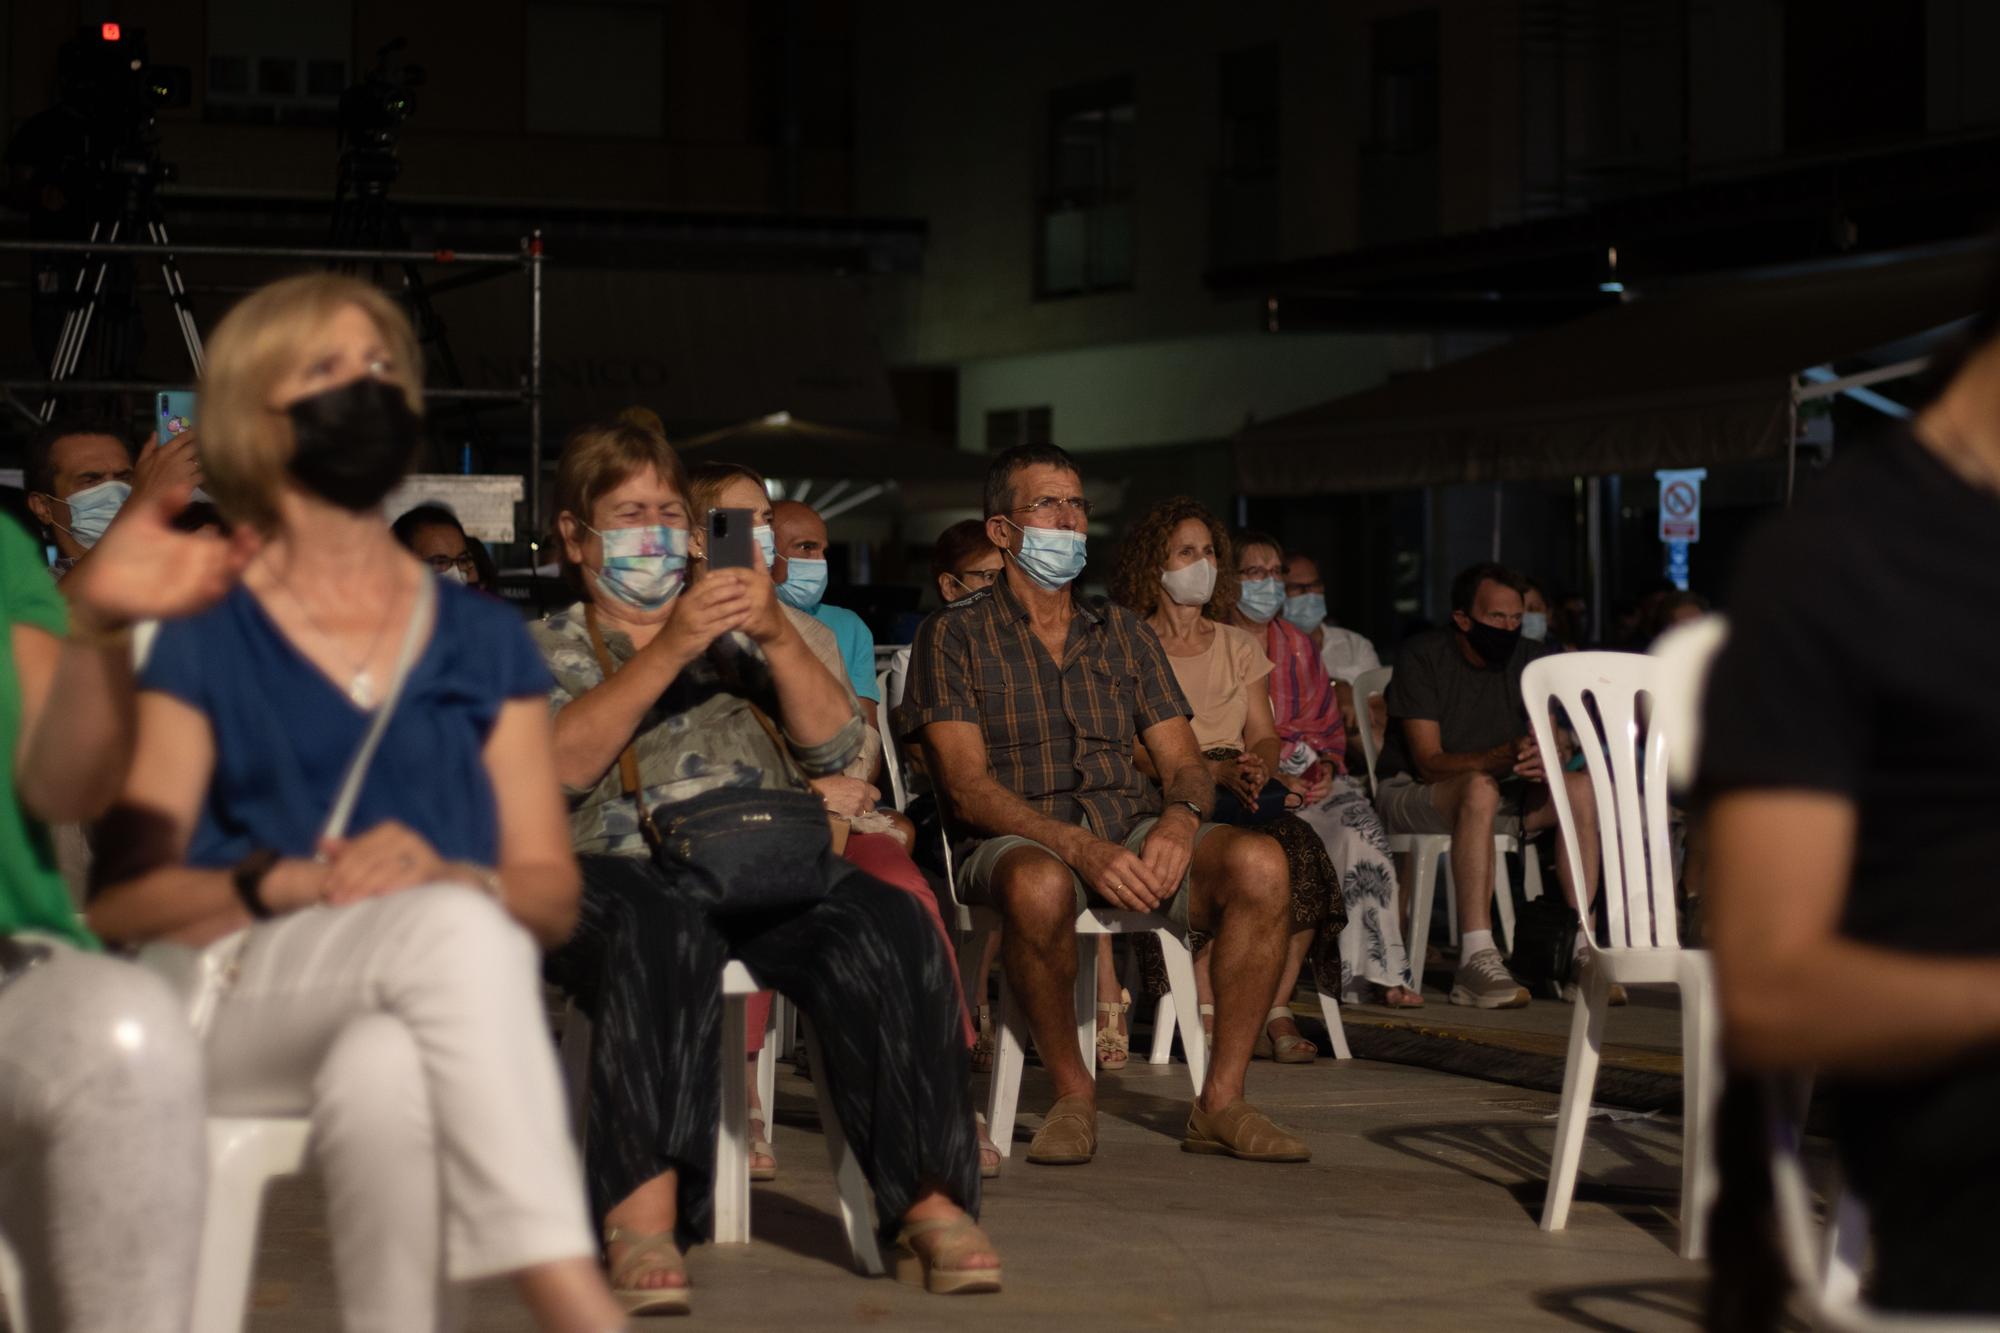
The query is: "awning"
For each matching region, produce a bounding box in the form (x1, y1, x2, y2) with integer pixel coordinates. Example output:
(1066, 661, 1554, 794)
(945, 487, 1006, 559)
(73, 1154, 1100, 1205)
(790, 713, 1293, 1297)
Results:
(1233, 247, 1993, 495)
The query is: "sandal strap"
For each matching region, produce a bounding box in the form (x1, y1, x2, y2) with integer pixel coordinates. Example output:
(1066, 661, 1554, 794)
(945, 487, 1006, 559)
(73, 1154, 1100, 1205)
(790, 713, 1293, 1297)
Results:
(896, 1213, 997, 1269)
(603, 1227, 686, 1288)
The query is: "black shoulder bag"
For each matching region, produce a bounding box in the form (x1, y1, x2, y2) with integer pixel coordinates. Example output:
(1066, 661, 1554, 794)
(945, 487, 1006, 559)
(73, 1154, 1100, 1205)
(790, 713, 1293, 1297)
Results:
(584, 606, 839, 915)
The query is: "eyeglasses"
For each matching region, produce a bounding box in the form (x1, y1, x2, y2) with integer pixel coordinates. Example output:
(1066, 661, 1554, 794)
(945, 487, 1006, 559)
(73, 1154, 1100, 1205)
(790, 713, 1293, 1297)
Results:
(1284, 580, 1325, 596)
(950, 568, 1001, 590)
(1239, 563, 1283, 581)
(425, 554, 479, 575)
(1010, 496, 1094, 519)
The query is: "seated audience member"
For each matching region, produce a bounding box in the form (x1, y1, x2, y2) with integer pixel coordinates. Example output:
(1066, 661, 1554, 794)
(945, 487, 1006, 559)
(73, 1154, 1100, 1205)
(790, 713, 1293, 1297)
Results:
(684, 460, 986, 1175)
(25, 413, 201, 579)
(0, 485, 244, 1333)
(1281, 550, 1380, 685)
(537, 423, 997, 1304)
(887, 517, 1008, 1075)
(86, 275, 628, 1330)
(1700, 302, 2000, 1319)
(771, 499, 879, 732)
(393, 502, 490, 593)
(1233, 529, 1421, 1008)
(884, 518, 1001, 712)
(1646, 590, 1709, 645)
(898, 444, 1308, 1166)
(1373, 562, 1606, 1009)
(1520, 576, 1563, 648)
(1109, 501, 1344, 1065)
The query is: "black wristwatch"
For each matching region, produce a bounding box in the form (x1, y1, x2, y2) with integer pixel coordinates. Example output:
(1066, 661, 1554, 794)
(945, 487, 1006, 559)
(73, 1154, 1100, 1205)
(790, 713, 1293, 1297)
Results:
(232, 849, 281, 920)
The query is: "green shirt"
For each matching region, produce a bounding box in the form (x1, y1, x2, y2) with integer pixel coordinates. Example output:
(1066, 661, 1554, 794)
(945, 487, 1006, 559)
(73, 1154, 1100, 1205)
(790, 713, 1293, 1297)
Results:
(0, 516, 90, 947)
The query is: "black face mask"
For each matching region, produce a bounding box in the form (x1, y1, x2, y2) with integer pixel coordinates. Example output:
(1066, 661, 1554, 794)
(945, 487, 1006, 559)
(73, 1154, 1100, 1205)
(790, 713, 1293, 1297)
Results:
(285, 377, 423, 511)
(1462, 618, 1521, 669)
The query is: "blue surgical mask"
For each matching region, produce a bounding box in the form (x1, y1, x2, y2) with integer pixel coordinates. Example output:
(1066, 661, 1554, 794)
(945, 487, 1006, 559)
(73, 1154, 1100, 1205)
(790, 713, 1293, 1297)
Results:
(589, 522, 688, 611)
(54, 479, 131, 550)
(1521, 610, 1550, 642)
(776, 556, 828, 612)
(1238, 577, 1284, 623)
(753, 524, 777, 570)
(1004, 519, 1087, 590)
(1283, 592, 1328, 634)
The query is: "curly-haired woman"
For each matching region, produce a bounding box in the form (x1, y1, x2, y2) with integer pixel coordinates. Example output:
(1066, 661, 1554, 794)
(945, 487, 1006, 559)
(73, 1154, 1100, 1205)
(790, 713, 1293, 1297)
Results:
(1107, 497, 1346, 1063)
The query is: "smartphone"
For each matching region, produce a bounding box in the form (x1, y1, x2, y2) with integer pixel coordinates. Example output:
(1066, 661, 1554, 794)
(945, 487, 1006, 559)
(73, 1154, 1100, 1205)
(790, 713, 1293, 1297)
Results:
(156, 390, 196, 442)
(708, 507, 757, 570)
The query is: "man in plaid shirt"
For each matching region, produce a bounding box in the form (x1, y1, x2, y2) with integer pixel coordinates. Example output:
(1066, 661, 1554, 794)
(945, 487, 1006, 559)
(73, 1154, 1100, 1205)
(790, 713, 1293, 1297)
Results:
(897, 444, 1308, 1168)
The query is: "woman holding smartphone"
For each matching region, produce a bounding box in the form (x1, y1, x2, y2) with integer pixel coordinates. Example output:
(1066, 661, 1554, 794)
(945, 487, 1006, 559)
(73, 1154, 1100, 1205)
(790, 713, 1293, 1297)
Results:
(536, 422, 997, 1313)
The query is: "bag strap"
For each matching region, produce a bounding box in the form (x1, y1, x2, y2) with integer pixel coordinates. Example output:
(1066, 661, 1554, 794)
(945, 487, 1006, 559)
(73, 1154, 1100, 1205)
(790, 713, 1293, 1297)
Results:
(318, 573, 436, 846)
(583, 605, 662, 847)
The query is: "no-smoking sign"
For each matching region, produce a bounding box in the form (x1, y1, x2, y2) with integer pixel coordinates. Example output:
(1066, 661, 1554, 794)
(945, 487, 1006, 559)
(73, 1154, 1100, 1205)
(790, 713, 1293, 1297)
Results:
(1656, 468, 1705, 543)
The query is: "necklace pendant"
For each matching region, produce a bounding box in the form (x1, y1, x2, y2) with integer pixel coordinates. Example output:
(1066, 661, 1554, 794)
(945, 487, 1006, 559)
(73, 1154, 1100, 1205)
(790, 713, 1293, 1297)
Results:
(349, 671, 376, 708)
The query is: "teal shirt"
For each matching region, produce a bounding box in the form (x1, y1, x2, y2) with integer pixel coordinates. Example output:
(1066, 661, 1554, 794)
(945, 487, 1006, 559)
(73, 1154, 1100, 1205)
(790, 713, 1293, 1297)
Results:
(0, 516, 91, 947)
(810, 602, 878, 703)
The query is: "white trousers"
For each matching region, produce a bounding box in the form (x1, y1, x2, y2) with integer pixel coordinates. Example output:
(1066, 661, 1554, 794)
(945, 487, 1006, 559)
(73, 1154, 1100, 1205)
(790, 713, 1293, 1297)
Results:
(0, 945, 206, 1333)
(203, 885, 591, 1333)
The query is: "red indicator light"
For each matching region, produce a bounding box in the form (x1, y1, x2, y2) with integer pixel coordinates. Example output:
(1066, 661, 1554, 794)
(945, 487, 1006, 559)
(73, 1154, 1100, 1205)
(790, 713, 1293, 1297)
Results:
(101, 22, 121, 41)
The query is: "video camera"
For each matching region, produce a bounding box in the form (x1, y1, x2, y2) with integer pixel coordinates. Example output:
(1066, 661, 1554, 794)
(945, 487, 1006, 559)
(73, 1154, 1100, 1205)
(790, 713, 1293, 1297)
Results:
(337, 39, 423, 190)
(56, 23, 190, 174)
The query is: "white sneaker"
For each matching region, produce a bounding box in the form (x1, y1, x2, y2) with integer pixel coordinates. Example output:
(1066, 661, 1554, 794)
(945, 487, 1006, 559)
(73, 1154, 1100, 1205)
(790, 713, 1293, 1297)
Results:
(1449, 948, 1530, 1009)
(1562, 949, 1629, 1006)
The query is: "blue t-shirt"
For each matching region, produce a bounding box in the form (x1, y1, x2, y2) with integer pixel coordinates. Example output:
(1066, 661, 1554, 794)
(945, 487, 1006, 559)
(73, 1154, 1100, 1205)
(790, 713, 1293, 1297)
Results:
(810, 602, 878, 703)
(141, 579, 553, 869)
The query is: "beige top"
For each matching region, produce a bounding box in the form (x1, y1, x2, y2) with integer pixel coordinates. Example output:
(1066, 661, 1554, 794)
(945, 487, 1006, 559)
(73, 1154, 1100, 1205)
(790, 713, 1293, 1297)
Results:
(1165, 622, 1274, 753)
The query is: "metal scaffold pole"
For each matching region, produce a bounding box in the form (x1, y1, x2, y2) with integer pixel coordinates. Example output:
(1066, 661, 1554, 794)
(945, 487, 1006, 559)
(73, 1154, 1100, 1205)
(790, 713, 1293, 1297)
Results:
(529, 228, 544, 537)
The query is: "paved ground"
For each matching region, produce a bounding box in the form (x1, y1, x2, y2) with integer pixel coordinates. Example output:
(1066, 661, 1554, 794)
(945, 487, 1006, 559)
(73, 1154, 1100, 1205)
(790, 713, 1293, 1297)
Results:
(243, 1032, 1710, 1332)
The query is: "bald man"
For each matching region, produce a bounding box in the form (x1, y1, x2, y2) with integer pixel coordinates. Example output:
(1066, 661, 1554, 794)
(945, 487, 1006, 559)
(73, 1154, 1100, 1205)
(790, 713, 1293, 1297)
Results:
(770, 499, 879, 734)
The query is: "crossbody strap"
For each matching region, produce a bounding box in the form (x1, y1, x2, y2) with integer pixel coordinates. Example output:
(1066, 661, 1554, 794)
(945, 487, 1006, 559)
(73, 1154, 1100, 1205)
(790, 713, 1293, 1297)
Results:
(583, 605, 662, 847)
(318, 573, 436, 846)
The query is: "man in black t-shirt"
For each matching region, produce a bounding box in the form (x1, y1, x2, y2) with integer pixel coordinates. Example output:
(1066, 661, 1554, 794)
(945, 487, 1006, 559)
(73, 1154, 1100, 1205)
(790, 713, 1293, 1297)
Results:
(1376, 563, 1603, 1008)
(1700, 327, 2000, 1313)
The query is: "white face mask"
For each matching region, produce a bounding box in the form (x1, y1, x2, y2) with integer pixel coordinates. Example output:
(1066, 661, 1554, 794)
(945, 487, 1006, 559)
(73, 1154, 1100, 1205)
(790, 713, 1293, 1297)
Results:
(439, 563, 470, 586)
(1160, 556, 1217, 607)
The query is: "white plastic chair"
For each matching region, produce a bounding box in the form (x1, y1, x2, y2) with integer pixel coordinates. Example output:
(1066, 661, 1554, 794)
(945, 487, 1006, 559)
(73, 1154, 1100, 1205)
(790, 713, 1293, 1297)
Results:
(875, 667, 909, 812)
(1524, 651, 1719, 1260)
(939, 831, 1210, 1157)
(1351, 666, 1542, 973)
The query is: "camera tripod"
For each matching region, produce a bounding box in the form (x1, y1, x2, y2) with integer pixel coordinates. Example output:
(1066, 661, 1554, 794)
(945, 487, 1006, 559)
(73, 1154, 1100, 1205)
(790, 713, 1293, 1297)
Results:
(329, 147, 477, 460)
(39, 157, 205, 420)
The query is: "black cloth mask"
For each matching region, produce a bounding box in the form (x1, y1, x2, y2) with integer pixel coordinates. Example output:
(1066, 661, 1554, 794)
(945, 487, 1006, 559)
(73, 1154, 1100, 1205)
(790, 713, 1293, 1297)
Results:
(285, 378, 423, 511)
(1462, 618, 1521, 670)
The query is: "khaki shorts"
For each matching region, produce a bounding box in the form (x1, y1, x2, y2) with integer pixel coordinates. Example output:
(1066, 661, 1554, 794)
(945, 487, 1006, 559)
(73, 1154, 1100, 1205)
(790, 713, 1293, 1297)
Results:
(956, 816, 1229, 934)
(1374, 774, 1524, 839)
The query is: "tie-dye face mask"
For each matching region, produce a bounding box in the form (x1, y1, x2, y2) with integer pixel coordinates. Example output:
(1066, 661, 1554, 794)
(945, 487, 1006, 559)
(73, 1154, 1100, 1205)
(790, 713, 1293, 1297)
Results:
(589, 522, 688, 611)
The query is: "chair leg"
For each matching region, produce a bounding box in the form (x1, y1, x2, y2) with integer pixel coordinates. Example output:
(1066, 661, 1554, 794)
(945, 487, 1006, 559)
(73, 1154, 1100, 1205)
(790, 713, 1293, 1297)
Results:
(1522, 845, 1545, 901)
(802, 1022, 886, 1276)
(1157, 931, 1207, 1095)
(1405, 840, 1445, 990)
(1493, 849, 1517, 956)
(1149, 994, 1176, 1065)
(558, 1002, 591, 1147)
(1678, 958, 1722, 1261)
(715, 993, 751, 1245)
(193, 1121, 308, 1333)
(1316, 990, 1353, 1061)
(1075, 934, 1100, 1081)
(986, 975, 1028, 1159)
(0, 1232, 21, 1333)
(1540, 980, 1607, 1234)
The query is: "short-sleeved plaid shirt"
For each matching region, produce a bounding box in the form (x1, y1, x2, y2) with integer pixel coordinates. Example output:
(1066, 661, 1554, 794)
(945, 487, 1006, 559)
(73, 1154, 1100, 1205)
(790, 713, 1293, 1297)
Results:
(893, 578, 1192, 851)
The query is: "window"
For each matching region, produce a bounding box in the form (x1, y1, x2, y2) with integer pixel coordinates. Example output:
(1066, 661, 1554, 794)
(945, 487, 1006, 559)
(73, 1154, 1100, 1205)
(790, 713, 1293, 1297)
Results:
(525, 3, 666, 138)
(986, 407, 1053, 453)
(204, 0, 348, 126)
(1038, 78, 1135, 297)
(1360, 9, 1441, 244)
(1212, 44, 1281, 269)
